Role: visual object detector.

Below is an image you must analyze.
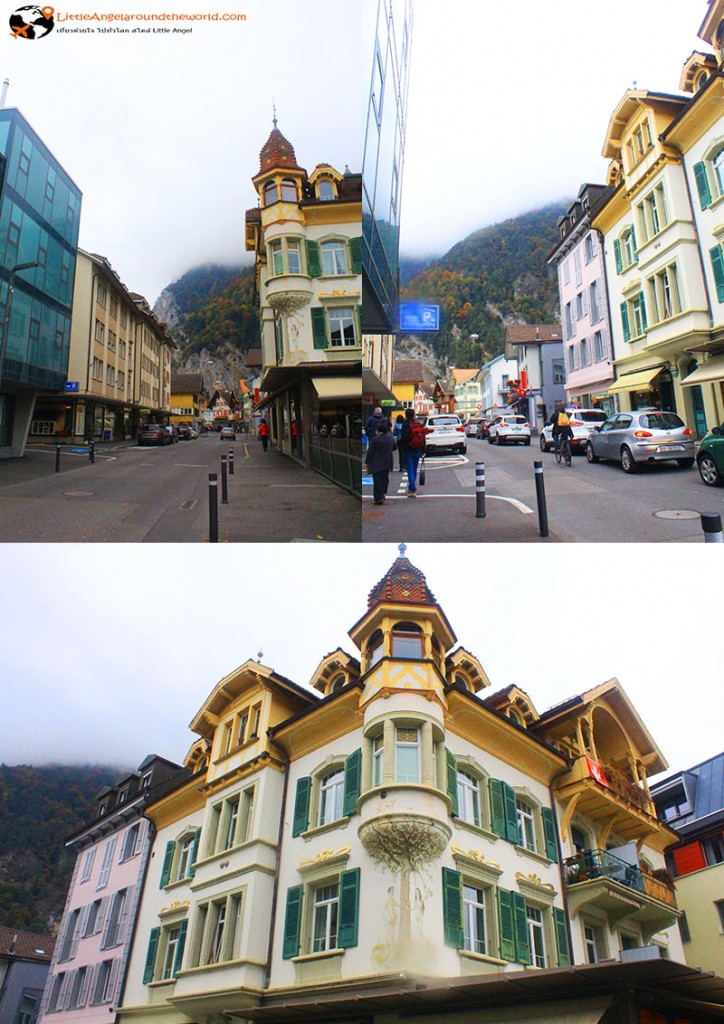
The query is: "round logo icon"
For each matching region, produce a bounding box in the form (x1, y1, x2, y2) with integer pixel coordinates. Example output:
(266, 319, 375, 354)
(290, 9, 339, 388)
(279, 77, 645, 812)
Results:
(9, 5, 54, 38)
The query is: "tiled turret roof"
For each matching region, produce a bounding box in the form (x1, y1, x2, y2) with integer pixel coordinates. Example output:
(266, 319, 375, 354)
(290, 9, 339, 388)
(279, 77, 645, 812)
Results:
(258, 125, 302, 173)
(367, 545, 437, 608)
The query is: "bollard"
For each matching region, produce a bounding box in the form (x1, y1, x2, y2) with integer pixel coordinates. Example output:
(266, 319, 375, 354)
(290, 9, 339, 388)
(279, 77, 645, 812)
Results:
(208, 473, 219, 542)
(221, 455, 228, 504)
(701, 512, 724, 542)
(475, 462, 486, 519)
(533, 461, 549, 538)
(228, 447, 235, 475)
(88, 439, 95, 464)
(55, 444, 61, 473)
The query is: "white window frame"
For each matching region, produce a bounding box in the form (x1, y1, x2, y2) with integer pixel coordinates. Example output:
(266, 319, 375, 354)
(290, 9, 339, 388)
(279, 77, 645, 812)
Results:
(457, 769, 481, 828)
(319, 768, 345, 826)
(526, 904, 547, 967)
(462, 882, 488, 954)
(516, 798, 537, 852)
(311, 882, 339, 953)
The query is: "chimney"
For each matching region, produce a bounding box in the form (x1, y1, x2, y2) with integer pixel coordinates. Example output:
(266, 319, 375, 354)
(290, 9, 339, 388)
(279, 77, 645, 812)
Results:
(0, 80, 9, 107)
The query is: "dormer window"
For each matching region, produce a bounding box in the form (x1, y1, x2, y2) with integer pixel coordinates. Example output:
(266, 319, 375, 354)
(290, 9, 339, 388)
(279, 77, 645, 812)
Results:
(330, 674, 346, 693)
(696, 70, 709, 91)
(391, 621, 422, 659)
(98, 799, 108, 817)
(264, 181, 279, 205)
(317, 180, 335, 201)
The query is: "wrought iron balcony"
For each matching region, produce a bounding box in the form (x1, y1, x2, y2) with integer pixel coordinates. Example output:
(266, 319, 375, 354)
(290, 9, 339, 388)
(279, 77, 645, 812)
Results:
(563, 849, 676, 908)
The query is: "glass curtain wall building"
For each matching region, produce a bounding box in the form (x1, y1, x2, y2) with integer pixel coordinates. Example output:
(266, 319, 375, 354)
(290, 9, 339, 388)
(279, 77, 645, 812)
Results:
(362, 0, 413, 334)
(0, 107, 81, 455)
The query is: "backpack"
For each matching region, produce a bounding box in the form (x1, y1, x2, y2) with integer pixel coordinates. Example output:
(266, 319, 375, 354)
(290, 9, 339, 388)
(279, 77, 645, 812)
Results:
(557, 412, 570, 428)
(407, 421, 426, 450)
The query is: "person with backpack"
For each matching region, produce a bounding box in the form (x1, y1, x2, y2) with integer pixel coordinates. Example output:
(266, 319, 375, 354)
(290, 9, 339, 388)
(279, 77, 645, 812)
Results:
(392, 413, 405, 471)
(400, 408, 429, 497)
(549, 402, 572, 453)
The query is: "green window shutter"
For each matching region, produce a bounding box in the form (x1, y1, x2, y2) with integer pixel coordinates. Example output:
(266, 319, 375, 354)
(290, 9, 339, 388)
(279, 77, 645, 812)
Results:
(292, 777, 311, 837)
(554, 907, 571, 967)
(502, 782, 521, 845)
(710, 245, 724, 302)
(489, 779, 506, 839)
(337, 868, 361, 948)
(311, 307, 328, 349)
(694, 161, 713, 210)
(620, 301, 631, 343)
(613, 238, 623, 274)
(541, 807, 558, 862)
(159, 841, 175, 888)
(188, 828, 201, 878)
(442, 867, 464, 948)
(282, 885, 303, 959)
(306, 239, 322, 277)
(497, 888, 516, 961)
(142, 927, 160, 984)
(631, 225, 638, 262)
(640, 293, 648, 331)
(172, 919, 188, 977)
(513, 892, 531, 965)
(446, 750, 459, 817)
(343, 749, 362, 818)
(349, 236, 363, 275)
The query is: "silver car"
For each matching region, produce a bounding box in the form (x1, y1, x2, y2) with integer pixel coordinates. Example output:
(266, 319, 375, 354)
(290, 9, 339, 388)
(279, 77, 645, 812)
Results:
(585, 410, 695, 474)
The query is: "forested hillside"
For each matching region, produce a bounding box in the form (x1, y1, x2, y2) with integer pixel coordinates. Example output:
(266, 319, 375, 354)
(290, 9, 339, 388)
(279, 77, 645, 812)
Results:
(0, 765, 119, 932)
(399, 202, 569, 368)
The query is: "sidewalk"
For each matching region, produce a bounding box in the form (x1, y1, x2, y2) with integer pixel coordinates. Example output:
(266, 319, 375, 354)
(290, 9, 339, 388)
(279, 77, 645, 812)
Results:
(212, 442, 361, 543)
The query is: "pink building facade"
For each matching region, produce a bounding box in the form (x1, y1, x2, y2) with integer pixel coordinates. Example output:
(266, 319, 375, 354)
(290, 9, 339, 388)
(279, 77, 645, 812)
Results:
(38, 756, 184, 1024)
(549, 185, 617, 414)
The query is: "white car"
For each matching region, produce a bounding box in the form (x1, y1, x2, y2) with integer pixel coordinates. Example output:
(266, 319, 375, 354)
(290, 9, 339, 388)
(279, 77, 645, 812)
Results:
(488, 414, 531, 446)
(465, 416, 486, 437)
(419, 414, 467, 455)
(539, 408, 608, 453)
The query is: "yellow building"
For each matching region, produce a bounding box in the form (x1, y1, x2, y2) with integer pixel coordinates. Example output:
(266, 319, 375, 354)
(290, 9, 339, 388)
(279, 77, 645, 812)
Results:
(170, 372, 205, 429)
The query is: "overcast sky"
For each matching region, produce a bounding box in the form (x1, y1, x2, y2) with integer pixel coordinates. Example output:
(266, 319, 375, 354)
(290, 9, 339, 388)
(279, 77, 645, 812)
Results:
(2, 542, 720, 785)
(399, 0, 708, 259)
(2, 0, 363, 305)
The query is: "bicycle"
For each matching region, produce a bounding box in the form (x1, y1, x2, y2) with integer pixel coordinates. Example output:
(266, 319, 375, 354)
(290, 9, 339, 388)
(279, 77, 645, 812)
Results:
(554, 433, 572, 467)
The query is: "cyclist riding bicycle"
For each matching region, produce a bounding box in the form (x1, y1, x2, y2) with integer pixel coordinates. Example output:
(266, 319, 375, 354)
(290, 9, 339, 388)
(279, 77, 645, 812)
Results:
(550, 402, 573, 454)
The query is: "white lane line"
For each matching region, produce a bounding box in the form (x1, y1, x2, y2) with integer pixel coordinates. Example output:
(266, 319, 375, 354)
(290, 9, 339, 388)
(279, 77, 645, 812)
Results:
(363, 494, 534, 513)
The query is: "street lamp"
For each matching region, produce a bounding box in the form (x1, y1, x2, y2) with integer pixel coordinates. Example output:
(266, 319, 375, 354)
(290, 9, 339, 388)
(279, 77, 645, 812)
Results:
(0, 261, 40, 396)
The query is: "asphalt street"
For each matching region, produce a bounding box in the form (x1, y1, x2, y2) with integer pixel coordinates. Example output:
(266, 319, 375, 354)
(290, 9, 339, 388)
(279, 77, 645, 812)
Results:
(0, 435, 361, 543)
(362, 434, 724, 543)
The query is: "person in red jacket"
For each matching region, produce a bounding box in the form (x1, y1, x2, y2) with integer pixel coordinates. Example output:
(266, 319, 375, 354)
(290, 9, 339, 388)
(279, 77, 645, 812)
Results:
(258, 417, 270, 452)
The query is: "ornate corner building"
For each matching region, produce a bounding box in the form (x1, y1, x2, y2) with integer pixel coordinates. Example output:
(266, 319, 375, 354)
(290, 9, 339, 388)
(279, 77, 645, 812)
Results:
(244, 122, 362, 494)
(42, 551, 703, 1024)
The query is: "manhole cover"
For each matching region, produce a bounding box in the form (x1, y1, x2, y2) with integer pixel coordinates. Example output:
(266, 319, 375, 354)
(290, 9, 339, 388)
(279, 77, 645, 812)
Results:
(64, 490, 94, 497)
(654, 509, 700, 520)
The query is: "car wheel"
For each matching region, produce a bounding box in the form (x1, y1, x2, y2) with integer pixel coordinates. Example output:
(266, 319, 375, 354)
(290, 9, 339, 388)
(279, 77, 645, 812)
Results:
(524, 439, 530, 446)
(620, 445, 637, 473)
(586, 442, 598, 463)
(539, 435, 548, 452)
(676, 458, 694, 469)
(488, 435, 494, 444)
(698, 454, 724, 487)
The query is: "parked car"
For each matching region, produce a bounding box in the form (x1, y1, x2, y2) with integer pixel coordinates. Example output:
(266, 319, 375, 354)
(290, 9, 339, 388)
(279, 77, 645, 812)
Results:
(539, 408, 608, 453)
(137, 424, 172, 446)
(177, 425, 196, 440)
(220, 425, 236, 440)
(475, 419, 492, 439)
(697, 423, 724, 486)
(419, 414, 467, 455)
(465, 416, 485, 437)
(585, 410, 695, 473)
(164, 425, 179, 443)
(488, 414, 531, 445)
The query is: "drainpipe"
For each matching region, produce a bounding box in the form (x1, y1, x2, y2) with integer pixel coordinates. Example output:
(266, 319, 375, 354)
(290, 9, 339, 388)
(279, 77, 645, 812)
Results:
(549, 761, 576, 964)
(263, 739, 290, 991)
(596, 228, 620, 413)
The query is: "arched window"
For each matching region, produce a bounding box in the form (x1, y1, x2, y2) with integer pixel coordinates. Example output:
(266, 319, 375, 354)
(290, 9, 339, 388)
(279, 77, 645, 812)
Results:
(330, 674, 346, 694)
(454, 673, 468, 691)
(508, 708, 521, 726)
(368, 629, 384, 667)
(317, 180, 335, 201)
(264, 181, 279, 205)
(318, 767, 345, 825)
(391, 621, 422, 659)
(280, 179, 297, 201)
(713, 147, 724, 194)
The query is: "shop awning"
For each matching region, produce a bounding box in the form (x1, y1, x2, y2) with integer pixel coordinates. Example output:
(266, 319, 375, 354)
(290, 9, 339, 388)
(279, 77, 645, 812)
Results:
(607, 365, 665, 394)
(312, 376, 360, 401)
(680, 354, 724, 387)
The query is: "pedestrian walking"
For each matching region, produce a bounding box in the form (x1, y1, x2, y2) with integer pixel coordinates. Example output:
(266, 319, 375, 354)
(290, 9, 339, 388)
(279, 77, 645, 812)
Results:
(365, 406, 388, 439)
(400, 408, 429, 497)
(258, 416, 270, 452)
(365, 422, 396, 505)
(393, 413, 405, 471)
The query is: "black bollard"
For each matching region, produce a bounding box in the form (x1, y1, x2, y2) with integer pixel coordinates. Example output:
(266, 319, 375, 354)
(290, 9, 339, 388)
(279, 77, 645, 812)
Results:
(88, 439, 95, 464)
(208, 473, 219, 542)
(55, 445, 61, 473)
(533, 461, 549, 538)
(701, 512, 724, 542)
(221, 455, 228, 504)
(475, 462, 486, 519)
(228, 447, 235, 475)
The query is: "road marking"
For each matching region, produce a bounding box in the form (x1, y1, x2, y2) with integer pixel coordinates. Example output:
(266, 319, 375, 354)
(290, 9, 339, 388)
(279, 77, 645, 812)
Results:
(363, 493, 534, 513)
(179, 500, 198, 510)
(173, 464, 209, 468)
